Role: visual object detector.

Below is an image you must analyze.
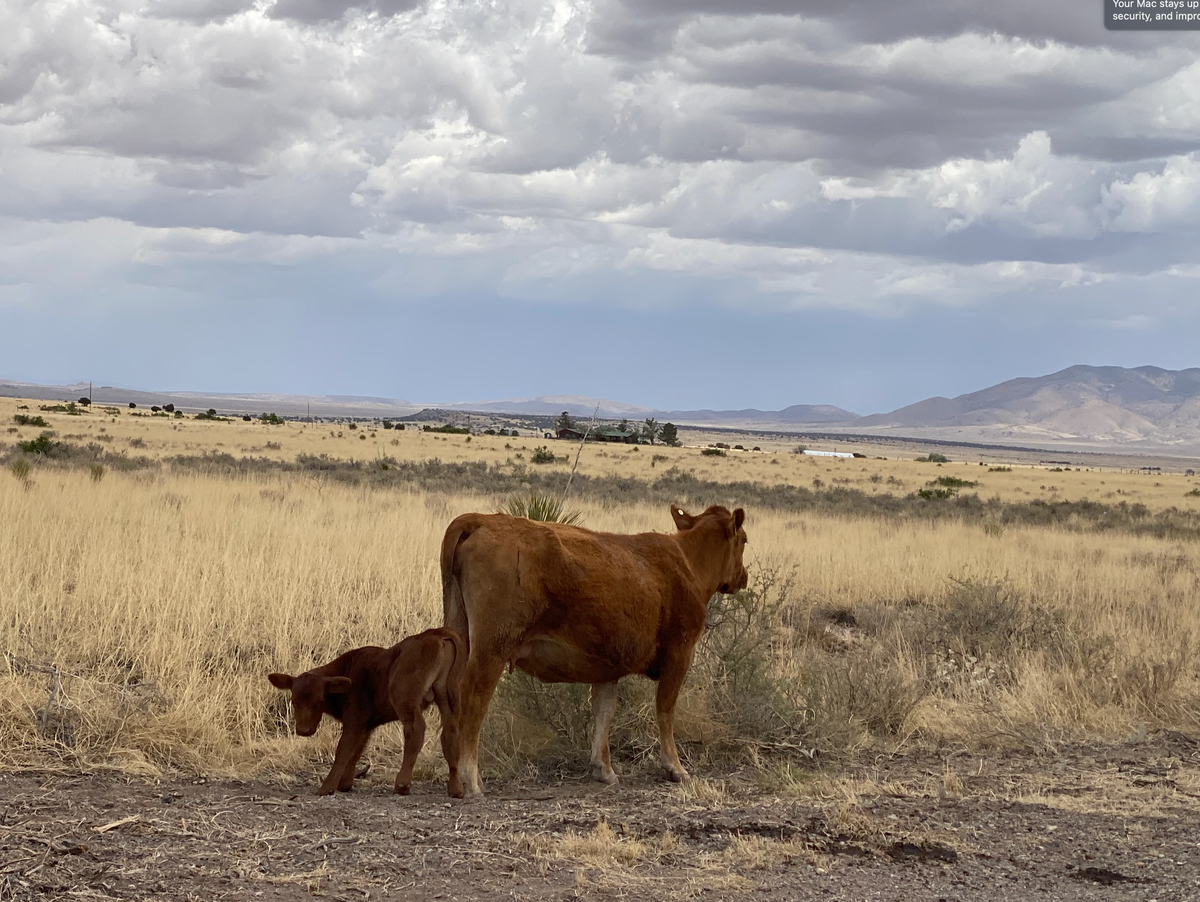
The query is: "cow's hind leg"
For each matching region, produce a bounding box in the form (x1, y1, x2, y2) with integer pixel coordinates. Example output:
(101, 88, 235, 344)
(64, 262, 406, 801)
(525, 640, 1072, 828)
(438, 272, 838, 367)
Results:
(589, 681, 620, 785)
(455, 653, 506, 798)
(654, 651, 695, 784)
(393, 708, 426, 795)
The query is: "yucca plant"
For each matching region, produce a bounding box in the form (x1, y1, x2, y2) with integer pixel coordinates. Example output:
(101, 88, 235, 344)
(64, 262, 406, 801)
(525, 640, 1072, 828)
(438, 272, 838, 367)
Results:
(504, 492, 581, 525)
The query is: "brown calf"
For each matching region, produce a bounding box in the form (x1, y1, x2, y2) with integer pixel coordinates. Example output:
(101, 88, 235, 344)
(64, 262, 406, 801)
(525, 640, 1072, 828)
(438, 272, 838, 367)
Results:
(268, 627, 465, 798)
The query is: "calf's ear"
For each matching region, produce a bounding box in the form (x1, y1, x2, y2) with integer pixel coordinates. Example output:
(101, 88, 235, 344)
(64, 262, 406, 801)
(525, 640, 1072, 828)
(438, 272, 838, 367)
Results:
(670, 504, 694, 530)
(325, 677, 353, 695)
(733, 508, 745, 531)
(268, 673, 294, 691)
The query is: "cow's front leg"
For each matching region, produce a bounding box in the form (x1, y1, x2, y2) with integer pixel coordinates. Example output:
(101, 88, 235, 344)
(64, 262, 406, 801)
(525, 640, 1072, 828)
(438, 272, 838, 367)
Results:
(654, 649, 696, 784)
(589, 681, 620, 785)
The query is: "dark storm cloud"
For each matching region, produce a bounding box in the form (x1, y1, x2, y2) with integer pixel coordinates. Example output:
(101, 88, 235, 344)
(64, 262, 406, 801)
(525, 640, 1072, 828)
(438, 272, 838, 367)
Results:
(267, 0, 423, 22)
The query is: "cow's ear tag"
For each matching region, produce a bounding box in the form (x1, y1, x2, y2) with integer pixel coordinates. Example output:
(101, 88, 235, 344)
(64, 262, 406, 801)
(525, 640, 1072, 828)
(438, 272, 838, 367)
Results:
(670, 505, 694, 530)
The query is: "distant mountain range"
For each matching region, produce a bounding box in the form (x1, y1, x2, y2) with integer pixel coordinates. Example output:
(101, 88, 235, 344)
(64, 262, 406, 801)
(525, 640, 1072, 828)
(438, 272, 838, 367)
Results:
(5, 365, 1200, 450)
(438, 395, 859, 424)
(852, 365, 1200, 449)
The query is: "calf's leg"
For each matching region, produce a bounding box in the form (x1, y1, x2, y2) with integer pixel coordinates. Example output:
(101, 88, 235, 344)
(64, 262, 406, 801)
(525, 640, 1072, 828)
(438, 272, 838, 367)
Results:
(393, 708, 426, 795)
(589, 681, 620, 785)
(435, 692, 464, 799)
(319, 727, 371, 796)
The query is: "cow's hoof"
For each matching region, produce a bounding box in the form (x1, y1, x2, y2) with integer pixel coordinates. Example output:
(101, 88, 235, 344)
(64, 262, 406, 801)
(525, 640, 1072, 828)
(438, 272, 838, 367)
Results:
(665, 769, 690, 784)
(447, 779, 465, 799)
(393, 784, 411, 796)
(593, 768, 620, 786)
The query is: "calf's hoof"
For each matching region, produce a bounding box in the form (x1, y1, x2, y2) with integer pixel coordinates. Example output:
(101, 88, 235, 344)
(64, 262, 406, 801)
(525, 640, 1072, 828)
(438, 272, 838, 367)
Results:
(393, 784, 411, 796)
(665, 769, 690, 784)
(447, 777, 465, 799)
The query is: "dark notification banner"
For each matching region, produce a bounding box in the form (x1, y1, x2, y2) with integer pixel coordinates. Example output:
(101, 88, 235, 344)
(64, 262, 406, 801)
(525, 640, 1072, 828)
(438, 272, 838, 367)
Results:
(1106, 0, 1200, 28)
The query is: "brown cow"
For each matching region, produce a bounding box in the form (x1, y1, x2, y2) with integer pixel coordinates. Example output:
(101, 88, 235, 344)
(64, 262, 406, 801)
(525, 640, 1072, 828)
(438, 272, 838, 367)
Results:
(267, 627, 465, 798)
(441, 504, 748, 797)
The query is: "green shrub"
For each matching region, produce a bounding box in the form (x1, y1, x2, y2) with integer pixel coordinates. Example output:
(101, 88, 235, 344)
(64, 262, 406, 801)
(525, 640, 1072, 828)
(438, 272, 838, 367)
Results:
(915, 452, 949, 463)
(931, 475, 977, 489)
(260, 413, 284, 425)
(39, 402, 80, 415)
(530, 446, 559, 464)
(17, 432, 58, 455)
(1187, 487, 1200, 497)
(701, 447, 726, 457)
(424, 423, 469, 434)
(917, 487, 956, 500)
(988, 466, 1012, 473)
(14, 414, 48, 427)
(504, 492, 581, 525)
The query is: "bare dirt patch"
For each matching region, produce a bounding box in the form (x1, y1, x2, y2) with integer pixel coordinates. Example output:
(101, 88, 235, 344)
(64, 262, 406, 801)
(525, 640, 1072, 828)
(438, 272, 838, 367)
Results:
(3, 733, 1198, 901)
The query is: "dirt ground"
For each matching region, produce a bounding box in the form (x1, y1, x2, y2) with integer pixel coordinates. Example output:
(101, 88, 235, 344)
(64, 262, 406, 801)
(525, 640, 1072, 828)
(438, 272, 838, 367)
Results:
(2, 732, 1198, 902)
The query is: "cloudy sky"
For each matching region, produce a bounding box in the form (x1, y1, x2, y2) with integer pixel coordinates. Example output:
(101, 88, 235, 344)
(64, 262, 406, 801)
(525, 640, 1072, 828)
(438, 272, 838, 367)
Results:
(2, 0, 1199, 414)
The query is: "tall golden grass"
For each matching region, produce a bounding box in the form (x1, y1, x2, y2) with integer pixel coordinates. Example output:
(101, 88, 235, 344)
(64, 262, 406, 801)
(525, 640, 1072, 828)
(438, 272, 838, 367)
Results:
(2, 456, 1197, 782)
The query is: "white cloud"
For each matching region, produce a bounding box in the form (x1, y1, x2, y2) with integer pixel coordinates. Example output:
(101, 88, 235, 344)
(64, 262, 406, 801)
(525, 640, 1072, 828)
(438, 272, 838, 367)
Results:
(1101, 154, 1200, 232)
(1, 0, 1198, 320)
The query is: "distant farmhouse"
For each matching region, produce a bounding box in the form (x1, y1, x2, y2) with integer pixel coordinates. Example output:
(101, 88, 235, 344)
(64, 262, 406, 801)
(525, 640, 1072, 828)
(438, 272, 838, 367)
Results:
(555, 424, 645, 443)
(550, 411, 651, 444)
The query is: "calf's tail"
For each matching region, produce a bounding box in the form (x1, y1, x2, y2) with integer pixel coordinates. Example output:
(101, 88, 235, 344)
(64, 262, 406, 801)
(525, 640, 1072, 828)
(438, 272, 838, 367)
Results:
(442, 630, 467, 715)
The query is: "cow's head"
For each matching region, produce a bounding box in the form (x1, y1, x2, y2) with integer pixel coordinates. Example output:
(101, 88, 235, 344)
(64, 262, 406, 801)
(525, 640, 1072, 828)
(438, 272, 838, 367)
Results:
(671, 504, 749, 594)
(267, 671, 352, 736)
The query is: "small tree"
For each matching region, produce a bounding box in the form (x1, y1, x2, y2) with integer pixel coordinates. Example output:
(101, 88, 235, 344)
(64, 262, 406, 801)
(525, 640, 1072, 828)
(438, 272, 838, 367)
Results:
(642, 418, 660, 445)
(660, 422, 680, 446)
(77, 397, 90, 407)
(555, 410, 576, 433)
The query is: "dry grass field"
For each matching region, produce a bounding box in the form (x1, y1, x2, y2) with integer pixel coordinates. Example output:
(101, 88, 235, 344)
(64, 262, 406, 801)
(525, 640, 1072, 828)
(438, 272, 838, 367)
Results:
(3, 394, 1200, 900)
(3, 393, 1198, 776)
(5, 394, 1200, 511)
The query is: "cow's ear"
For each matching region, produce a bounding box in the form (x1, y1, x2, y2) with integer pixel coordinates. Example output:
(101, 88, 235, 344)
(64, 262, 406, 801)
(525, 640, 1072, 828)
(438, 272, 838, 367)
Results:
(268, 673, 294, 691)
(733, 508, 745, 531)
(325, 677, 353, 695)
(670, 504, 694, 530)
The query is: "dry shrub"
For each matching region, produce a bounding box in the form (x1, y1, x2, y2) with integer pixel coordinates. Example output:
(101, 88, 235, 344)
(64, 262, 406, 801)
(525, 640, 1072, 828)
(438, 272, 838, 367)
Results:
(482, 566, 812, 776)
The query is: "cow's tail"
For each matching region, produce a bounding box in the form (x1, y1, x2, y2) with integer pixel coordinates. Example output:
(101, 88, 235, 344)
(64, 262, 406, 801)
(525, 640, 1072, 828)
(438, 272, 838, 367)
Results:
(440, 514, 482, 651)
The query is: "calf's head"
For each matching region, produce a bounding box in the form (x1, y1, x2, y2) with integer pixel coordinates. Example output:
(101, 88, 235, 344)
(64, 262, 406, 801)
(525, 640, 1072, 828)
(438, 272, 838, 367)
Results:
(671, 504, 749, 594)
(267, 671, 352, 736)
